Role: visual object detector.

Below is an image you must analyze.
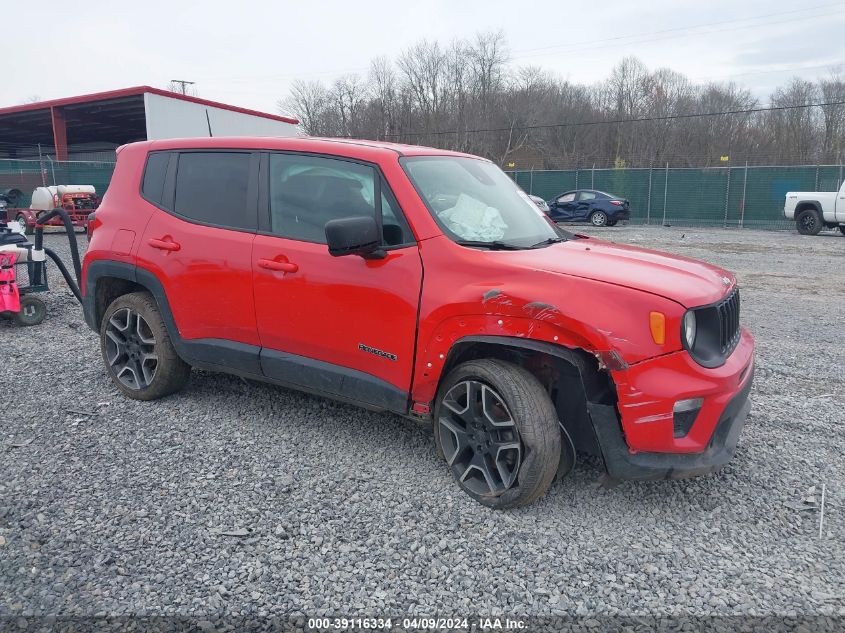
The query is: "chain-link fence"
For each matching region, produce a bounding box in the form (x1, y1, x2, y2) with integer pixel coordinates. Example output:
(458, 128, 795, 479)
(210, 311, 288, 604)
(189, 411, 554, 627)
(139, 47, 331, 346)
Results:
(510, 164, 845, 230)
(2, 159, 842, 230)
(0, 159, 116, 207)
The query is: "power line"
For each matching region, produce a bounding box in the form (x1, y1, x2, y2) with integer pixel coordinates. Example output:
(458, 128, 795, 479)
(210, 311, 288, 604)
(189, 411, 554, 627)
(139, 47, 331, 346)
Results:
(382, 100, 845, 138)
(193, 4, 843, 85)
(509, 5, 845, 61)
(691, 62, 843, 83)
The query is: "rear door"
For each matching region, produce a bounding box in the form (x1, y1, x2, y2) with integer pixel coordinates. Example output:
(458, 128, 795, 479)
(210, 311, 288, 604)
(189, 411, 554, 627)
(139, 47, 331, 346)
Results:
(252, 152, 422, 411)
(136, 150, 261, 372)
(576, 190, 598, 219)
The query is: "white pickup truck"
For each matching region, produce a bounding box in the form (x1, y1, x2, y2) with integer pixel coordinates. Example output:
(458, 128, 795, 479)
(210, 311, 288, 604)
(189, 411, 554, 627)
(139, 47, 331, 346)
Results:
(784, 180, 845, 235)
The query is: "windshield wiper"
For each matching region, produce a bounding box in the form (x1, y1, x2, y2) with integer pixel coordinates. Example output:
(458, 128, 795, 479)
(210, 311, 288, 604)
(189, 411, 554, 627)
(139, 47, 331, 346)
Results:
(529, 236, 567, 248)
(454, 240, 525, 251)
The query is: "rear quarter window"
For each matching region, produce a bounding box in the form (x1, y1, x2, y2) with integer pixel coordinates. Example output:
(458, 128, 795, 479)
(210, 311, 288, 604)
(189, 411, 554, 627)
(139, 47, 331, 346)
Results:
(141, 152, 171, 206)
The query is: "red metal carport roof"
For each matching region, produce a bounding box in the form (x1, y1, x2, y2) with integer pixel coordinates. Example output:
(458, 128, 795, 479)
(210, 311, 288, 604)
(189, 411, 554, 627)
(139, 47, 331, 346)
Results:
(0, 86, 299, 159)
(0, 86, 299, 124)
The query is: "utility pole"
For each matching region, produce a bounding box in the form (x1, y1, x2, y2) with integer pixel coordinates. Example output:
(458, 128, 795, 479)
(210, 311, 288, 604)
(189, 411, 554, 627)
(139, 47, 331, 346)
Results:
(170, 79, 195, 95)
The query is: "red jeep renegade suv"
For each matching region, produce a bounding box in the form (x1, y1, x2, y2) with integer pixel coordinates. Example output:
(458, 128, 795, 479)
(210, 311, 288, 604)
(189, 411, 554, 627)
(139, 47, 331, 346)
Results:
(82, 137, 755, 508)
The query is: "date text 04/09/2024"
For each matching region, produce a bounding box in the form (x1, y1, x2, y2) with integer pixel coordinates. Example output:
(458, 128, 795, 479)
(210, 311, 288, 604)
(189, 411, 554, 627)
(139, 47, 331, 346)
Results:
(307, 617, 527, 630)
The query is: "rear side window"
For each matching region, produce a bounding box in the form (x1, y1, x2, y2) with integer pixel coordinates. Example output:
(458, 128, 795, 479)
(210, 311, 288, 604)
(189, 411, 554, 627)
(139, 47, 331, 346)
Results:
(174, 152, 253, 230)
(141, 152, 170, 205)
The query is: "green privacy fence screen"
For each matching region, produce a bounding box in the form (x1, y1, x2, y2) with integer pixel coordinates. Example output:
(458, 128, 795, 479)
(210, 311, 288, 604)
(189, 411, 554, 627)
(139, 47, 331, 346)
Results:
(509, 164, 845, 230)
(0, 159, 116, 207)
(2, 159, 842, 230)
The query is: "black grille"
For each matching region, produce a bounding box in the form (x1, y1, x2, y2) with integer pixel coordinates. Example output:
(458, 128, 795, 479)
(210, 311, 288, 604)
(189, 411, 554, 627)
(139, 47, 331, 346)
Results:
(716, 288, 741, 356)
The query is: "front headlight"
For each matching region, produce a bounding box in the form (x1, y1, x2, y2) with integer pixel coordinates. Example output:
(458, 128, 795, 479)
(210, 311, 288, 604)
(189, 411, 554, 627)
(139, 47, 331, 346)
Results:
(682, 310, 697, 349)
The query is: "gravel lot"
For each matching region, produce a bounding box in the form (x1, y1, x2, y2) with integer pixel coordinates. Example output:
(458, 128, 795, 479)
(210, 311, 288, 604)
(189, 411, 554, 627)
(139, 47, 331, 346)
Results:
(1, 225, 843, 622)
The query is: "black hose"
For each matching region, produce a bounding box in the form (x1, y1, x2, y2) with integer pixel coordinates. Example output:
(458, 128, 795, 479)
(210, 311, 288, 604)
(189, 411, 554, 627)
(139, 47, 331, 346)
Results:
(43, 247, 82, 303)
(34, 207, 82, 286)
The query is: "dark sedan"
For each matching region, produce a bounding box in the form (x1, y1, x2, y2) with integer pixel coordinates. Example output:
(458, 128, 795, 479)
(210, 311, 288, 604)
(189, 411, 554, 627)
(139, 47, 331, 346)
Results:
(546, 189, 630, 226)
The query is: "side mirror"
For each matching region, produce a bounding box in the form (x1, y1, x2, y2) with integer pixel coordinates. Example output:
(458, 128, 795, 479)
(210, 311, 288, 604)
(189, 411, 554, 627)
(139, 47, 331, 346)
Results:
(325, 215, 384, 259)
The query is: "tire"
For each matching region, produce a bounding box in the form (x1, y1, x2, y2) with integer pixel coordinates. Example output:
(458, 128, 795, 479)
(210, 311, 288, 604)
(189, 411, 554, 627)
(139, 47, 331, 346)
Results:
(839, 225, 845, 236)
(796, 208, 822, 235)
(100, 291, 190, 400)
(15, 295, 46, 326)
(15, 214, 32, 236)
(606, 220, 618, 227)
(589, 210, 608, 227)
(433, 359, 561, 509)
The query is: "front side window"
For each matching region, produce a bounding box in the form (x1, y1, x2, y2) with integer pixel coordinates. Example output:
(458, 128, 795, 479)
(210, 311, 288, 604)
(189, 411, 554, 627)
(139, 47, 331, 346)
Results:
(402, 156, 566, 248)
(558, 192, 576, 203)
(269, 153, 413, 245)
(173, 152, 252, 230)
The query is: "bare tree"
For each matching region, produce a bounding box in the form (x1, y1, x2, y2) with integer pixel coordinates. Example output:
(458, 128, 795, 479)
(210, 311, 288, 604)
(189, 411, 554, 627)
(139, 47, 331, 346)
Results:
(819, 69, 845, 163)
(167, 81, 197, 96)
(278, 33, 844, 169)
(279, 80, 329, 135)
(369, 56, 398, 139)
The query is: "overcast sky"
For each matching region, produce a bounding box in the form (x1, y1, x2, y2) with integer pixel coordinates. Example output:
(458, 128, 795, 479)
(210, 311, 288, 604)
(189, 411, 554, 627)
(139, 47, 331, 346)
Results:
(4, 0, 844, 114)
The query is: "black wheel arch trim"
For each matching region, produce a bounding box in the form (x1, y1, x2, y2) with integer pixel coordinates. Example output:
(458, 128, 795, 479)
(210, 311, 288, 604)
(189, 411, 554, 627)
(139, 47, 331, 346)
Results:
(84, 260, 408, 414)
(795, 201, 823, 216)
(440, 335, 616, 457)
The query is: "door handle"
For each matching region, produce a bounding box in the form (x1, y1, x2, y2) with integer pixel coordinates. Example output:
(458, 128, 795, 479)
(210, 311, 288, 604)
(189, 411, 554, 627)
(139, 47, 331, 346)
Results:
(257, 258, 298, 273)
(148, 237, 181, 252)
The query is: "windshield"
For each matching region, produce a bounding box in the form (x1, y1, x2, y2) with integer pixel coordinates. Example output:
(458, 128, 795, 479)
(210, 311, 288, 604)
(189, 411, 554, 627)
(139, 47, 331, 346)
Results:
(401, 156, 567, 248)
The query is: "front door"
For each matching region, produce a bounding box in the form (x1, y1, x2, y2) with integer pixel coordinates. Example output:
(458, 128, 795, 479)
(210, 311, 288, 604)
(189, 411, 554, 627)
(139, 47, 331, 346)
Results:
(252, 152, 422, 412)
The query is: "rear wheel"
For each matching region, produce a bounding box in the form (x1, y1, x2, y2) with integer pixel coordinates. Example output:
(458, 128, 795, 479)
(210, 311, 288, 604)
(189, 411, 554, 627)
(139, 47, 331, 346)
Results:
(589, 210, 608, 227)
(15, 295, 46, 326)
(433, 359, 561, 509)
(100, 292, 190, 400)
(796, 209, 822, 235)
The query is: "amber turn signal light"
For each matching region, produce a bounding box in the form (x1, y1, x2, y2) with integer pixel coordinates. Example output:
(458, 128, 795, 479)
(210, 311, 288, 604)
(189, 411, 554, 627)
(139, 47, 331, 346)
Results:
(649, 311, 666, 344)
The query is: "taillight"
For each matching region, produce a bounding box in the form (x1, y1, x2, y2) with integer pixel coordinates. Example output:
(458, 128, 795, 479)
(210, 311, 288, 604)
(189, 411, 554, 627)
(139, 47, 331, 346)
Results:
(87, 212, 96, 239)
(610, 200, 623, 206)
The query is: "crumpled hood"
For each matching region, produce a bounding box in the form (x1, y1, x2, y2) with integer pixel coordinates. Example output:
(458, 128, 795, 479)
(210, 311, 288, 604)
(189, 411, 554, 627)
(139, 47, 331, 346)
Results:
(508, 237, 735, 308)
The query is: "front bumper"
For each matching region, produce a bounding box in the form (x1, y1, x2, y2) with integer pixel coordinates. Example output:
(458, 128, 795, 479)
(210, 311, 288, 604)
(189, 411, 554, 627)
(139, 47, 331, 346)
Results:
(591, 328, 755, 480)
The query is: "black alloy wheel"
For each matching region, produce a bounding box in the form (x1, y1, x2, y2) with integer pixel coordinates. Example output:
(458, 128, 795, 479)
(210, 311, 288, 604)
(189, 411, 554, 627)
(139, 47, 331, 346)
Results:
(796, 209, 822, 235)
(104, 306, 159, 390)
(434, 359, 561, 508)
(439, 379, 523, 496)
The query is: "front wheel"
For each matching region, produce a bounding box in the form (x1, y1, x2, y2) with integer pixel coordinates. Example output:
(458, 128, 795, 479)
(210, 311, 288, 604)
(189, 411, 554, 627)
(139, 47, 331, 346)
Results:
(589, 210, 608, 227)
(796, 209, 822, 235)
(433, 359, 561, 509)
(100, 292, 190, 400)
